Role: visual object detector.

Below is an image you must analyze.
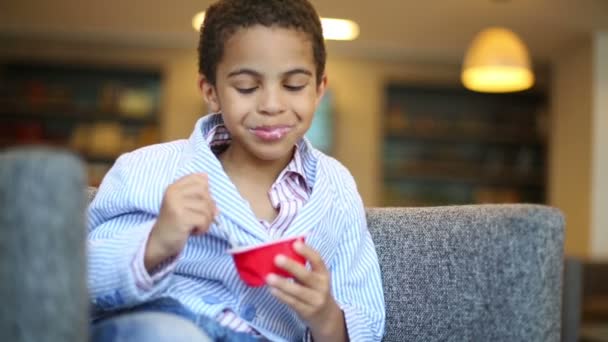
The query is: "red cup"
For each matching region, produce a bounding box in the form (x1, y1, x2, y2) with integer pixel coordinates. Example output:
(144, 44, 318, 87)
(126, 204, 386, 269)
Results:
(228, 236, 306, 287)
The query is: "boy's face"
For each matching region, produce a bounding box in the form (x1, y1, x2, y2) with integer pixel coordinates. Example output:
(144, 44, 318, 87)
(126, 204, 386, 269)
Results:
(200, 25, 327, 163)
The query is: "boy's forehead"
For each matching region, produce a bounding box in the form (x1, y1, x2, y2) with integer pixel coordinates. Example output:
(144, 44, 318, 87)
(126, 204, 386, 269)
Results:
(219, 25, 316, 73)
(225, 25, 313, 51)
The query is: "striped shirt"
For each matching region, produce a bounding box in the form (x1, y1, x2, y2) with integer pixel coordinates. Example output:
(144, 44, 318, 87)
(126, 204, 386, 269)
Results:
(205, 124, 311, 333)
(87, 113, 386, 341)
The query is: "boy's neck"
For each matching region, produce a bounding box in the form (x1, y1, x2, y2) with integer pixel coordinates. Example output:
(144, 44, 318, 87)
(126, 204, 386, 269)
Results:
(219, 144, 295, 186)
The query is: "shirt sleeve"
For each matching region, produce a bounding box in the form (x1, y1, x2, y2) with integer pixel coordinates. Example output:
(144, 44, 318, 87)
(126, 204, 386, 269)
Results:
(131, 231, 180, 291)
(329, 174, 386, 342)
(86, 154, 181, 311)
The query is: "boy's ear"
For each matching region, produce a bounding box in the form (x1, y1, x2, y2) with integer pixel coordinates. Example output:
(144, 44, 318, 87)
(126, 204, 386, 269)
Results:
(315, 74, 328, 107)
(198, 75, 221, 113)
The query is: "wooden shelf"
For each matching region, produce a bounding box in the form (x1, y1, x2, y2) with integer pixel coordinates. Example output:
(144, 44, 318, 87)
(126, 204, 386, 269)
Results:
(584, 296, 608, 316)
(387, 82, 547, 206)
(386, 128, 543, 145)
(0, 107, 158, 126)
(385, 161, 543, 187)
(0, 61, 162, 187)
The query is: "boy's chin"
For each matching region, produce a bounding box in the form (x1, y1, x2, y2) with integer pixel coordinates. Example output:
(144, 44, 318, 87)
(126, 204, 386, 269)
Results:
(249, 144, 296, 163)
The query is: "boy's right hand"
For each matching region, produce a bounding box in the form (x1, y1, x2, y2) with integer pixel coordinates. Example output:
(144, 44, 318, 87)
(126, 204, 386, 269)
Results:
(144, 173, 217, 272)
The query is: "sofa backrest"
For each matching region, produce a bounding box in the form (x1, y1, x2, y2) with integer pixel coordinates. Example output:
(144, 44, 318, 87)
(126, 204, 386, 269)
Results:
(367, 205, 564, 342)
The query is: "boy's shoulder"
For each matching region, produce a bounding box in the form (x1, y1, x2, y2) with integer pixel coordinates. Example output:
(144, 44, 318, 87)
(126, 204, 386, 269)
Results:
(118, 139, 188, 166)
(315, 152, 360, 198)
(317, 153, 351, 179)
(313, 152, 365, 219)
(109, 139, 189, 187)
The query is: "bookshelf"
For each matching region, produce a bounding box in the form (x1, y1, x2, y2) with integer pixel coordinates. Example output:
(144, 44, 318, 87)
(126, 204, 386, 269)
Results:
(382, 83, 548, 206)
(0, 61, 162, 185)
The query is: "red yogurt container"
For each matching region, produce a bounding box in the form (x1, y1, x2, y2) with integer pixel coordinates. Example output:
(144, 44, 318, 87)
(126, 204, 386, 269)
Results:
(228, 236, 306, 287)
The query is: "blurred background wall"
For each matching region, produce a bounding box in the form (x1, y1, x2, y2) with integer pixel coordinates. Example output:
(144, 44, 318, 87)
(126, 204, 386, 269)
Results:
(0, 0, 607, 261)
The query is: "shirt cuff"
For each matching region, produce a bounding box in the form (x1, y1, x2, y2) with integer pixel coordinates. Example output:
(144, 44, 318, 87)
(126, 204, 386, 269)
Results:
(341, 304, 380, 342)
(131, 231, 180, 291)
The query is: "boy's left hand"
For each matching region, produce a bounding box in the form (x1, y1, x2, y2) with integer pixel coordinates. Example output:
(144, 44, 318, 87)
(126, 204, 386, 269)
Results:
(266, 241, 346, 339)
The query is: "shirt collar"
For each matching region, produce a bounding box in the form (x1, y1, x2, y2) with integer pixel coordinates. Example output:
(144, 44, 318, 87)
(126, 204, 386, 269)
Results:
(200, 113, 311, 192)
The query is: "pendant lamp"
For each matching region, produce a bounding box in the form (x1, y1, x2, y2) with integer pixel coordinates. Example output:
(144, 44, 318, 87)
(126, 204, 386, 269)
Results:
(461, 27, 534, 93)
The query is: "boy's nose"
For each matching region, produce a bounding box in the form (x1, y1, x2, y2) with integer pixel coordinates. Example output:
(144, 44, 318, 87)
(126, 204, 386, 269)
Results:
(258, 88, 285, 115)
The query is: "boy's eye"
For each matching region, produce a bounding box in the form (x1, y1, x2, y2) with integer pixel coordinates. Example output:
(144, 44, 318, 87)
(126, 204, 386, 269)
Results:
(284, 84, 306, 91)
(236, 87, 258, 94)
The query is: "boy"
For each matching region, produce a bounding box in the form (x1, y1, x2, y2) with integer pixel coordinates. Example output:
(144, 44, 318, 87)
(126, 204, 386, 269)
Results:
(87, 0, 385, 341)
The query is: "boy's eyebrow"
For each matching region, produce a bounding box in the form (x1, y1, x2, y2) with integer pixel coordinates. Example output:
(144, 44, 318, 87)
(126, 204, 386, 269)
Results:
(227, 68, 261, 78)
(227, 68, 313, 78)
(283, 68, 313, 77)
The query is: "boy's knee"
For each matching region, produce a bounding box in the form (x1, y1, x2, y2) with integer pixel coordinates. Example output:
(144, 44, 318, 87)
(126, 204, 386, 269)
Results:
(91, 312, 211, 342)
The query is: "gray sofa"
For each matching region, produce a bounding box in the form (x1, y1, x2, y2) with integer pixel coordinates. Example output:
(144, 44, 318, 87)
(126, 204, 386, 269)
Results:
(0, 148, 565, 342)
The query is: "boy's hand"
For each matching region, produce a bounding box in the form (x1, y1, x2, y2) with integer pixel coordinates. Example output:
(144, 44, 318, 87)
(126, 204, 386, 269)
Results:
(266, 241, 348, 342)
(145, 173, 217, 271)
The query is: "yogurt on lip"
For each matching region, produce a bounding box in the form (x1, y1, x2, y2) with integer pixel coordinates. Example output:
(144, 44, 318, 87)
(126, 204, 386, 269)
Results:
(249, 125, 293, 141)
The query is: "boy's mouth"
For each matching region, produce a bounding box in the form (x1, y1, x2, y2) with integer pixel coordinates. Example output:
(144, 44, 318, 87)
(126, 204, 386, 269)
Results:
(249, 125, 293, 141)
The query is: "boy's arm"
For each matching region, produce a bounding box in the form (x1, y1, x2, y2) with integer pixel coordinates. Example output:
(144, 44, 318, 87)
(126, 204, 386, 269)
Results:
(87, 216, 180, 311)
(87, 155, 179, 311)
(327, 178, 386, 341)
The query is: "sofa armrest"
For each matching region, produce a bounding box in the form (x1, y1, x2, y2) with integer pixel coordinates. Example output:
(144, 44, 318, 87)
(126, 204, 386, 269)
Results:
(0, 147, 88, 342)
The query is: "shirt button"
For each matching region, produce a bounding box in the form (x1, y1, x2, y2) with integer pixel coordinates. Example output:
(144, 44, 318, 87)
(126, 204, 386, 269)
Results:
(202, 295, 221, 304)
(240, 304, 256, 321)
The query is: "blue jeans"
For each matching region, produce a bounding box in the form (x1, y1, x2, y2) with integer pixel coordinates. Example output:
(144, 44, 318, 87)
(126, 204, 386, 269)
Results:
(90, 298, 263, 342)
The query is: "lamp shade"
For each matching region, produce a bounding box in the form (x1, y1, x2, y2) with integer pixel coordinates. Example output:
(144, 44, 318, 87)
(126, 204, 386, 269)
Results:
(461, 27, 534, 93)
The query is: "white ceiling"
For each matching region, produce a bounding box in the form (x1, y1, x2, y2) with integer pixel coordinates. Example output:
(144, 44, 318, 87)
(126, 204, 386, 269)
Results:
(1, 0, 607, 65)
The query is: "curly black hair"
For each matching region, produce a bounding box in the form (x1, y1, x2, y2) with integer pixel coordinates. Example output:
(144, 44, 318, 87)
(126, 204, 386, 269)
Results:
(198, 0, 326, 86)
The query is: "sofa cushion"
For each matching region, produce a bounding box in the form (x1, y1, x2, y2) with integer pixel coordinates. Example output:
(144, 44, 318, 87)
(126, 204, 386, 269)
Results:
(367, 205, 563, 342)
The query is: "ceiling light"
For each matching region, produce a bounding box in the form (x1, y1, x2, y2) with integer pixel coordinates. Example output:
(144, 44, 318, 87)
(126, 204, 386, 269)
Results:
(192, 12, 359, 41)
(192, 12, 206, 32)
(320, 18, 359, 41)
(461, 27, 534, 93)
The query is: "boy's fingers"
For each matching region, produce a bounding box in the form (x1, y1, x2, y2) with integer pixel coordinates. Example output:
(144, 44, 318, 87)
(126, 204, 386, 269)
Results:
(294, 242, 327, 273)
(266, 273, 316, 304)
(268, 283, 314, 315)
(181, 183, 211, 197)
(177, 207, 215, 234)
(172, 174, 210, 196)
(274, 255, 313, 284)
(187, 200, 217, 220)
